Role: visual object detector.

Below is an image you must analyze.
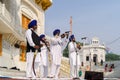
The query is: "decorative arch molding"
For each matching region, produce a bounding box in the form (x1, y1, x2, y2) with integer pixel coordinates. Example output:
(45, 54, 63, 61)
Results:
(21, 5, 37, 20)
(86, 54, 90, 56)
(93, 54, 97, 57)
(21, 0, 40, 20)
(21, 0, 45, 35)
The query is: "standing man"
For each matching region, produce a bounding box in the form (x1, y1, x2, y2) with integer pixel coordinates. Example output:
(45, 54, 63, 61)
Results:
(49, 29, 69, 78)
(68, 35, 81, 78)
(25, 20, 40, 78)
(39, 34, 50, 78)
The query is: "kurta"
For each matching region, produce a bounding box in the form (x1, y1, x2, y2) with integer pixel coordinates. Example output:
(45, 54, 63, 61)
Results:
(35, 41, 48, 66)
(35, 41, 49, 77)
(40, 41, 48, 66)
(68, 42, 80, 66)
(50, 37, 68, 65)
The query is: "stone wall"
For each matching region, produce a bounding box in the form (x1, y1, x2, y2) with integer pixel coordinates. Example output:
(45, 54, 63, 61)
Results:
(60, 57, 70, 77)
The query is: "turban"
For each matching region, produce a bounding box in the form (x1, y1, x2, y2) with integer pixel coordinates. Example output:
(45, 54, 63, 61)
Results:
(53, 29, 60, 36)
(28, 20, 37, 29)
(39, 34, 45, 40)
(69, 34, 75, 41)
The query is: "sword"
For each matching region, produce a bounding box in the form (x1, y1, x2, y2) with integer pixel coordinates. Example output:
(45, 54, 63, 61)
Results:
(32, 50, 38, 76)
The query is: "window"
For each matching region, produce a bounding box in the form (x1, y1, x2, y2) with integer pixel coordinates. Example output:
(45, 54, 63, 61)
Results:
(22, 14, 30, 30)
(86, 56, 89, 61)
(20, 14, 30, 61)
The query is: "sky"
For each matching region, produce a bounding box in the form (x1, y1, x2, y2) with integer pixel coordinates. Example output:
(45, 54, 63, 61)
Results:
(45, 0, 120, 54)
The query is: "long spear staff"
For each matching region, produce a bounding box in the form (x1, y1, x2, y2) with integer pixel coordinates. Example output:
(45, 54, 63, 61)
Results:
(70, 16, 72, 35)
(70, 16, 80, 79)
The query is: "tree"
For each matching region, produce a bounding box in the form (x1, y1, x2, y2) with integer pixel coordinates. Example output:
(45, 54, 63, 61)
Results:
(63, 43, 69, 57)
(106, 53, 120, 61)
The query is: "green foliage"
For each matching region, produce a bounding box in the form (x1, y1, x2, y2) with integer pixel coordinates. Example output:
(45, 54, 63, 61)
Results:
(106, 53, 120, 61)
(63, 43, 69, 57)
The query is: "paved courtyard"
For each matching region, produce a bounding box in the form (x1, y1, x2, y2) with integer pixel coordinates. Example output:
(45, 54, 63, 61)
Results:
(0, 60, 120, 80)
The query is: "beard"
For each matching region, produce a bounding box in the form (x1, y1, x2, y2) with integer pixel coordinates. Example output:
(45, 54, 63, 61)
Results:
(72, 38, 76, 42)
(34, 29, 37, 32)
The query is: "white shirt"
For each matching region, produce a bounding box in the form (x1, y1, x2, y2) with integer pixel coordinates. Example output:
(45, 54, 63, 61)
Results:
(50, 36, 68, 65)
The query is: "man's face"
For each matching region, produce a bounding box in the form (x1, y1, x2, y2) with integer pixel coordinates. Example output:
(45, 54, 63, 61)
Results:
(42, 37, 46, 41)
(33, 26, 37, 30)
(57, 33, 60, 36)
(72, 38, 76, 42)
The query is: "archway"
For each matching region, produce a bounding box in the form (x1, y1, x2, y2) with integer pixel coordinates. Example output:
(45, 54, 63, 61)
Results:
(93, 54, 97, 65)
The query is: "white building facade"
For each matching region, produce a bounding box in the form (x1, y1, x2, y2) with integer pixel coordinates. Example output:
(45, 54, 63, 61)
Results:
(0, 0, 52, 71)
(80, 37, 106, 66)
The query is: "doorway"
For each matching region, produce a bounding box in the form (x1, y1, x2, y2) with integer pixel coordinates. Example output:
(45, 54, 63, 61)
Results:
(93, 54, 97, 65)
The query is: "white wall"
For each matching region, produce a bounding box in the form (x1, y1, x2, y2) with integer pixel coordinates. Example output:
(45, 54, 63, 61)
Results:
(81, 45, 106, 66)
(0, 0, 45, 71)
(0, 39, 26, 71)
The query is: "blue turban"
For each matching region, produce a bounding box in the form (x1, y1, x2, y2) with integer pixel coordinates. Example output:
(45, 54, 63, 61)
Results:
(53, 29, 60, 36)
(39, 34, 45, 40)
(69, 34, 75, 41)
(28, 20, 37, 29)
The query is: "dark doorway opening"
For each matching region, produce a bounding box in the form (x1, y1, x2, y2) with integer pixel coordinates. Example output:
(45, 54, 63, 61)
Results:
(93, 54, 97, 65)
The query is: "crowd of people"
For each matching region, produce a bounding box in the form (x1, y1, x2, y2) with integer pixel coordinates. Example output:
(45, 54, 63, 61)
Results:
(104, 63, 115, 72)
(25, 19, 81, 79)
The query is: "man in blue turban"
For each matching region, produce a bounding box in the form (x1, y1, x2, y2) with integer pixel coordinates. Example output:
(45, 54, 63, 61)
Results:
(48, 29, 69, 78)
(68, 34, 81, 78)
(69, 35, 75, 42)
(35, 34, 49, 78)
(53, 29, 60, 36)
(39, 34, 45, 40)
(25, 20, 40, 78)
